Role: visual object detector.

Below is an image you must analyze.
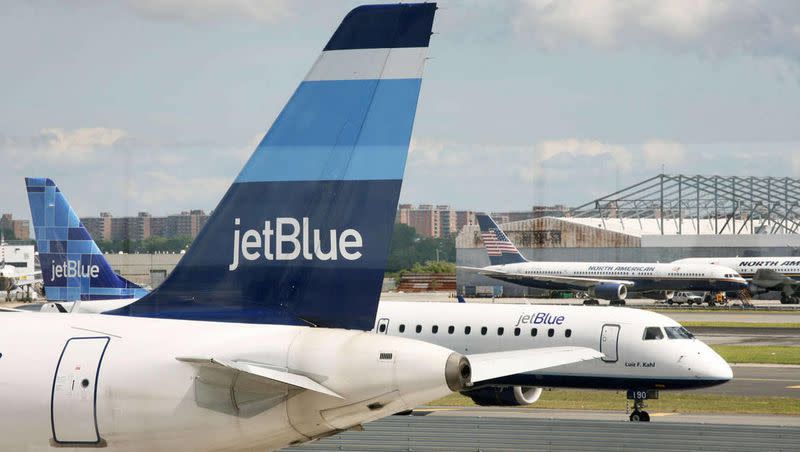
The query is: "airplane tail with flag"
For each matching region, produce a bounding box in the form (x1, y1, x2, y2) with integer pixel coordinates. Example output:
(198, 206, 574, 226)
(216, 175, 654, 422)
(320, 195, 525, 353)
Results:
(476, 214, 528, 266)
(25, 177, 149, 304)
(109, 3, 437, 330)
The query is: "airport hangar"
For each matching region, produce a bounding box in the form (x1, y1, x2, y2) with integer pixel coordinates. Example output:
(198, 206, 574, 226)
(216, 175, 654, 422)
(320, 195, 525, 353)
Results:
(457, 174, 800, 298)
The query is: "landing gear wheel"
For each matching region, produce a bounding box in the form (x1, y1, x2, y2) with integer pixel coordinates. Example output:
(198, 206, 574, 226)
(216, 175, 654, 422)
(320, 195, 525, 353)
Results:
(583, 299, 600, 306)
(667, 299, 673, 305)
(630, 410, 650, 422)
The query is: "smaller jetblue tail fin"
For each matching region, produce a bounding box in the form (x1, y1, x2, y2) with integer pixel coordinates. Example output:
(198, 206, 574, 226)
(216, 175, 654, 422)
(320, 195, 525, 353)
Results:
(476, 214, 527, 266)
(25, 178, 148, 301)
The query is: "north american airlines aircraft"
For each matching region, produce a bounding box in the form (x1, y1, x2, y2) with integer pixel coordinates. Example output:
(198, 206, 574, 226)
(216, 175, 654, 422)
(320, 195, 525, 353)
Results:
(0, 4, 605, 450)
(465, 214, 747, 305)
(673, 257, 800, 304)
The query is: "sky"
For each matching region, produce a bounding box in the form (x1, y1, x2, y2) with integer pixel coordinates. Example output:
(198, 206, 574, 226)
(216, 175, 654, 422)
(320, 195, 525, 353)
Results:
(1, 0, 800, 220)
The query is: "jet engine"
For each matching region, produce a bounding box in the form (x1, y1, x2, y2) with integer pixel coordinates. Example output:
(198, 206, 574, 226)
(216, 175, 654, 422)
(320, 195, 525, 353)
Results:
(463, 386, 543, 406)
(588, 282, 627, 301)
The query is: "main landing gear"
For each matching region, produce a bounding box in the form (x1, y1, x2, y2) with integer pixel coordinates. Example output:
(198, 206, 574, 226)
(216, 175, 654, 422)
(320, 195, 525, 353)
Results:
(609, 299, 626, 306)
(780, 293, 800, 304)
(583, 299, 600, 306)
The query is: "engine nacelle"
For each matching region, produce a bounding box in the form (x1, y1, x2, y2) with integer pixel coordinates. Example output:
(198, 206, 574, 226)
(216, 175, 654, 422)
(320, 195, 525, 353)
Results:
(642, 290, 674, 301)
(463, 386, 543, 406)
(588, 282, 627, 301)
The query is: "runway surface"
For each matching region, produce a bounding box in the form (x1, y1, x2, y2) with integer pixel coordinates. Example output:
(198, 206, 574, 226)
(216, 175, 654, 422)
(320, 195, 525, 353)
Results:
(701, 364, 800, 398)
(291, 410, 800, 451)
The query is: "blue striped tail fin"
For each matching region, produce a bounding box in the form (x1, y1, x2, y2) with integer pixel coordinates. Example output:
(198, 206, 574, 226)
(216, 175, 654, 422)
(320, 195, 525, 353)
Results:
(108, 3, 438, 330)
(24, 177, 149, 301)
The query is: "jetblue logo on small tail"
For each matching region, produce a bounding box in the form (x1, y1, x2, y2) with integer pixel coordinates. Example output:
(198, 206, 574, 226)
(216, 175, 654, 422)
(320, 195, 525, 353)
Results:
(229, 217, 364, 271)
(50, 260, 100, 281)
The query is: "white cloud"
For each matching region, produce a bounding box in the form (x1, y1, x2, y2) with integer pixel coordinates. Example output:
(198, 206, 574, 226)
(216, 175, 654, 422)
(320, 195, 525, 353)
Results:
(127, 0, 292, 24)
(0, 127, 128, 165)
(642, 139, 686, 170)
(513, 0, 800, 59)
(519, 139, 632, 182)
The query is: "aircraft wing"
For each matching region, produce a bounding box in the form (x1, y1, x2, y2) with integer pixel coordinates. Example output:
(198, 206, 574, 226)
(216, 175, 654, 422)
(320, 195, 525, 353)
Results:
(12, 271, 42, 287)
(176, 357, 343, 399)
(467, 346, 603, 383)
(460, 266, 634, 289)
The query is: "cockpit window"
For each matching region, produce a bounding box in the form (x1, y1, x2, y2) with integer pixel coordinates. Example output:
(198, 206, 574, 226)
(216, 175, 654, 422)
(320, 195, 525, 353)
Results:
(664, 326, 694, 339)
(643, 326, 664, 340)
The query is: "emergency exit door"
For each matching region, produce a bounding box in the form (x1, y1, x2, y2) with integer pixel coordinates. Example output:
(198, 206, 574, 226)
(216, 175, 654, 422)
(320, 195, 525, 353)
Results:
(600, 324, 620, 362)
(51, 337, 110, 444)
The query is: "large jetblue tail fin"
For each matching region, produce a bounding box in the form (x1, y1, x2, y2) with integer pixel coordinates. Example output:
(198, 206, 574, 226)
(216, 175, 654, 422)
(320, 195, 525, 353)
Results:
(110, 4, 437, 330)
(476, 214, 528, 266)
(25, 178, 149, 302)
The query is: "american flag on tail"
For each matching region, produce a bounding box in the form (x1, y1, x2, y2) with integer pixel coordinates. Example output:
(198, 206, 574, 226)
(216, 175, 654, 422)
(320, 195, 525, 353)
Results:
(480, 228, 521, 256)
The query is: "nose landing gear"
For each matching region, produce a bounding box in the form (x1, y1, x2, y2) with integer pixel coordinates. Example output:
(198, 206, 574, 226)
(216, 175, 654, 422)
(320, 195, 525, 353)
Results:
(629, 398, 650, 422)
(626, 389, 656, 422)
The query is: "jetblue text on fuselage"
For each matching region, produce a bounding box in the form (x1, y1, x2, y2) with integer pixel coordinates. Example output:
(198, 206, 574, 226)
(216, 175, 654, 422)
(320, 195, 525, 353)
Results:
(50, 260, 100, 282)
(515, 312, 565, 327)
(229, 217, 364, 271)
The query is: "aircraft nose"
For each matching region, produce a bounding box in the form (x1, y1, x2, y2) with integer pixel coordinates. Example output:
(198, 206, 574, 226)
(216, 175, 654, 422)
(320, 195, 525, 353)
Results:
(691, 344, 733, 382)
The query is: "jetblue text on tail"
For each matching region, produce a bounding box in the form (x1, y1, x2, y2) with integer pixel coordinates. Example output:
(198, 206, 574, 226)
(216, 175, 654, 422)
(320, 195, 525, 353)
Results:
(229, 217, 364, 270)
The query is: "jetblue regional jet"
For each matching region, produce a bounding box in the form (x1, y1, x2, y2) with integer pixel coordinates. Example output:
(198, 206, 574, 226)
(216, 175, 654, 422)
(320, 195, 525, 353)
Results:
(465, 214, 747, 305)
(2, 4, 608, 450)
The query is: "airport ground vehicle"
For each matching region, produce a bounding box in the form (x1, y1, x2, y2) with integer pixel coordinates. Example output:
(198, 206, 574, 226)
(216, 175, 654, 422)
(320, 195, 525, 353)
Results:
(667, 292, 703, 305)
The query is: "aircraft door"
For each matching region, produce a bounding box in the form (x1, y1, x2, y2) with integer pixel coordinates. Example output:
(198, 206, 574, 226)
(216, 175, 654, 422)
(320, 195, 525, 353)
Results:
(51, 337, 110, 445)
(600, 324, 620, 363)
(376, 318, 390, 334)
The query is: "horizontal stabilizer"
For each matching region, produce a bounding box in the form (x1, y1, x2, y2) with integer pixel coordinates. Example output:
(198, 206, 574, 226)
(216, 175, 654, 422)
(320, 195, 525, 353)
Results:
(467, 346, 603, 383)
(176, 357, 342, 399)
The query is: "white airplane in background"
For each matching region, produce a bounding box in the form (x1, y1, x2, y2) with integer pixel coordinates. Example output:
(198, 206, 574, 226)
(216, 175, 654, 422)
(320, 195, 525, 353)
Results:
(0, 4, 606, 450)
(674, 257, 800, 304)
(0, 235, 41, 300)
(0, 262, 40, 300)
(373, 302, 732, 422)
(463, 214, 747, 305)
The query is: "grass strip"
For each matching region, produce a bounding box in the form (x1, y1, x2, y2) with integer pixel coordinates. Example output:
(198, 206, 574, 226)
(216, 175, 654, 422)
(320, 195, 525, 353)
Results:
(682, 321, 800, 329)
(430, 390, 800, 415)
(712, 345, 800, 365)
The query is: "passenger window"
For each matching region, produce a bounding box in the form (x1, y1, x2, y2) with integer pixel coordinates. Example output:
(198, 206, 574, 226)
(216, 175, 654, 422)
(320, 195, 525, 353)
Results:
(481, 326, 488, 335)
(432, 325, 439, 334)
(643, 326, 664, 340)
(378, 324, 386, 333)
(497, 327, 504, 336)
(565, 329, 572, 338)
(514, 327, 521, 336)
(399, 324, 405, 333)
(448, 326, 455, 334)
(415, 325, 422, 334)
(531, 328, 537, 337)
(547, 328, 554, 337)
(465, 326, 471, 335)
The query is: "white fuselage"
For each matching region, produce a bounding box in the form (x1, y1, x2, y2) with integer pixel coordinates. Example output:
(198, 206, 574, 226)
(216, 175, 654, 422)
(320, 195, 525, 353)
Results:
(374, 302, 732, 390)
(0, 313, 458, 451)
(673, 257, 800, 279)
(488, 261, 746, 294)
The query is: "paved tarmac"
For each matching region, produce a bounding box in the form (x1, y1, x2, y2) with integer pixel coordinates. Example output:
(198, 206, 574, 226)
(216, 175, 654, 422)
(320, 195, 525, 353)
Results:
(700, 364, 800, 398)
(291, 411, 800, 452)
